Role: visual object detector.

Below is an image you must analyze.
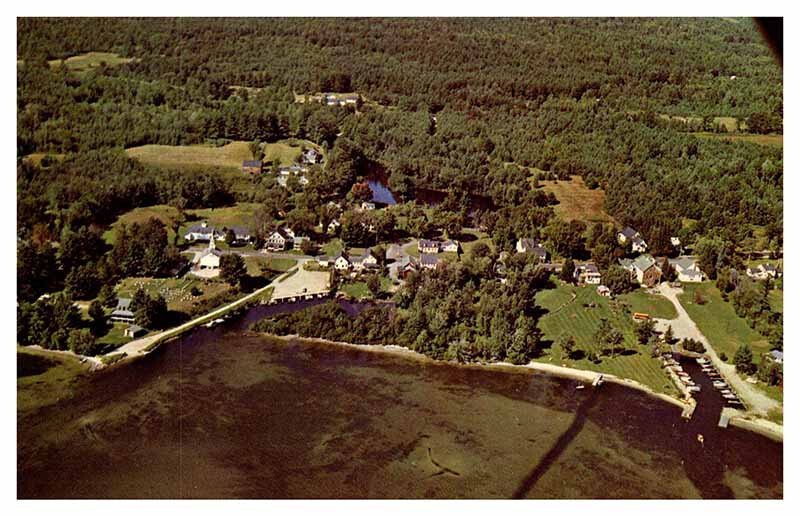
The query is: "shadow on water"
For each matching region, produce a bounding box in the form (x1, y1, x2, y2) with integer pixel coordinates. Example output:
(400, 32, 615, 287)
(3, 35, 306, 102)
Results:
(512, 388, 601, 499)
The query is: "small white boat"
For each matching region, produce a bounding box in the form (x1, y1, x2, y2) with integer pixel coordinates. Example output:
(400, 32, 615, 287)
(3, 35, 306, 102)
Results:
(713, 381, 727, 389)
(687, 385, 701, 393)
(723, 393, 738, 400)
(576, 385, 586, 390)
(696, 358, 708, 365)
(204, 321, 215, 328)
(214, 318, 225, 324)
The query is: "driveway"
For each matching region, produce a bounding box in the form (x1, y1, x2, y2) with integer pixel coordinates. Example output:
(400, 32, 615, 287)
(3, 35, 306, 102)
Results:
(656, 284, 779, 416)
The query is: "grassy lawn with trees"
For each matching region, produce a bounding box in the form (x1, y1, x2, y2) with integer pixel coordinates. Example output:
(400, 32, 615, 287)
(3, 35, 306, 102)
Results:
(678, 283, 771, 363)
(102, 204, 181, 245)
(535, 282, 676, 395)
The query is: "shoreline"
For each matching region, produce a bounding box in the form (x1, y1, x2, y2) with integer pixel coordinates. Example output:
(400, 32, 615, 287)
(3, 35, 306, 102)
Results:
(260, 332, 691, 412)
(729, 415, 784, 443)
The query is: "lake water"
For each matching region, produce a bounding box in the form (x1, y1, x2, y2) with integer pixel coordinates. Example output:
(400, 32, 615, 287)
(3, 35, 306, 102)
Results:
(18, 304, 782, 499)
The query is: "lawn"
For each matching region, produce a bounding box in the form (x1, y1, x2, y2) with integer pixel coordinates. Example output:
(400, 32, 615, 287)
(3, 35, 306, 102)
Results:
(47, 52, 135, 73)
(693, 132, 783, 148)
(339, 277, 392, 300)
(245, 256, 297, 275)
(103, 204, 181, 245)
(539, 175, 614, 223)
(618, 290, 678, 320)
(678, 283, 771, 362)
(535, 282, 677, 395)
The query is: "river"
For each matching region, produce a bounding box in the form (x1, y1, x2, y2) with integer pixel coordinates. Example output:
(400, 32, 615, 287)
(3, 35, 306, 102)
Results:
(17, 302, 782, 499)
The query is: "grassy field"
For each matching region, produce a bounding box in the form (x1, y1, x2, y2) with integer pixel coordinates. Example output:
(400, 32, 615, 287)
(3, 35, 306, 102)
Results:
(539, 175, 614, 223)
(47, 52, 135, 73)
(116, 276, 232, 314)
(339, 277, 392, 300)
(103, 204, 181, 245)
(245, 256, 297, 275)
(321, 239, 345, 257)
(535, 282, 677, 395)
(126, 139, 313, 170)
(693, 132, 783, 148)
(768, 290, 783, 313)
(618, 290, 678, 320)
(678, 283, 771, 362)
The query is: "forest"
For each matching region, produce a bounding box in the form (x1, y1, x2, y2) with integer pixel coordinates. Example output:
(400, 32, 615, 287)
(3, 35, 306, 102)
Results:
(17, 18, 783, 357)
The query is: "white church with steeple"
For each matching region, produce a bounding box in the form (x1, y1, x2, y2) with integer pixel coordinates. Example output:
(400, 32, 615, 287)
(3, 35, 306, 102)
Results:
(195, 234, 222, 272)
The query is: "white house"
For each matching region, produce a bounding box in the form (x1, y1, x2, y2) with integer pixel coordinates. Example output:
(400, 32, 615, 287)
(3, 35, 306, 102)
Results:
(618, 226, 647, 253)
(334, 252, 351, 271)
(418, 239, 440, 254)
(360, 201, 377, 211)
(516, 238, 549, 263)
(185, 221, 222, 242)
(574, 263, 602, 285)
(264, 228, 293, 251)
(668, 256, 705, 283)
(746, 263, 780, 280)
(352, 249, 380, 272)
(440, 240, 460, 253)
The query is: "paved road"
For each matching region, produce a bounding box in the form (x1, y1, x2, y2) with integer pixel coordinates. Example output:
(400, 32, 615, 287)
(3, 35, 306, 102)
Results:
(184, 246, 313, 261)
(656, 284, 779, 416)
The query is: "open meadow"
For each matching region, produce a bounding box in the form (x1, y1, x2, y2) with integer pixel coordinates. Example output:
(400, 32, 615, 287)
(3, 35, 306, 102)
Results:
(677, 283, 772, 363)
(126, 139, 316, 170)
(47, 51, 135, 73)
(535, 282, 677, 395)
(539, 175, 615, 223)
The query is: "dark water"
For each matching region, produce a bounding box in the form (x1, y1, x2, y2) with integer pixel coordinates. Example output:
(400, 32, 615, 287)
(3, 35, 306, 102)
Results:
(17, 304, 782, 499)
(366, 170, 493, 214)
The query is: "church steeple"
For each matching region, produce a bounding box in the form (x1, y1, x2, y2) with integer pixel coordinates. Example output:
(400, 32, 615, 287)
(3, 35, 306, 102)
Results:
(209, 233, 216, 251)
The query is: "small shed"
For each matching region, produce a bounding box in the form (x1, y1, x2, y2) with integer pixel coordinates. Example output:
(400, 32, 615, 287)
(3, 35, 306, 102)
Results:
(124, 325, 146, 338)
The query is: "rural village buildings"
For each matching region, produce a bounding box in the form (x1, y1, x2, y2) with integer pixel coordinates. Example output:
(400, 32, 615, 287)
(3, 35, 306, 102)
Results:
(574, 263, 602, 284)
(110, 298, 136, 324)
(617, 226, 648, 254)
(515, 238, 550, 263)
(619, 255, 662, 288)
(746, 263, 781, 280)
